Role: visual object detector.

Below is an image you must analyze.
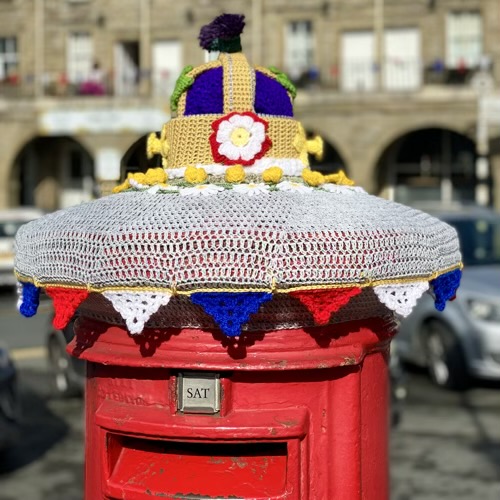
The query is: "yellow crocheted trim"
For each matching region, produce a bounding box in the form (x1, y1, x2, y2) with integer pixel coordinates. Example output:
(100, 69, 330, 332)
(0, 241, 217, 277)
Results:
(293, 123, 324, 164)
(184, 166, 208, 184)
(146, 125, 170, 165)
(302, 169, 324, 187)
(324, 170, 355, 186)
(220, 52, 254, 113)
(294, 123, 309, 165)
(113, 178, 130, 194)
(146, 133, 161, 159)
(113, 168, 168, 193)
(262, 166, 283, 183)
(15, 263, 463, 296)
(225, 165, 245, 183)
(175, 60, 222, 116)
(307, 135, 323, 161)
(163, 115, 303, 168)
(301, 168, 355, 187)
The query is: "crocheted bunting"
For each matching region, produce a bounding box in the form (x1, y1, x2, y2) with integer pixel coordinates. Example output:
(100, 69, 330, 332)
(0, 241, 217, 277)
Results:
(103, 291, 172, 335)
(190, 292, 272, 337)
(46, 287, 89, 329)
(17, 282, 40, 318)
(290, 288, 362, 325)
(374, 282, 429, 317)
(431, 269, 462, 312)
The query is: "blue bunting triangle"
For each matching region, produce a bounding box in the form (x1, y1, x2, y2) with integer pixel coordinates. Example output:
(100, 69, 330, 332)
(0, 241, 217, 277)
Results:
(190, 292, 273, 337)
(18, 282, 40, 318)
(431, 269, 462, 311)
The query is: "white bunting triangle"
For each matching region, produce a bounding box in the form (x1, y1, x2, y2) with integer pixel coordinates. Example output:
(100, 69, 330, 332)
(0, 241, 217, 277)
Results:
(103, 291, 172, 334)
(374, 282, 429, 317)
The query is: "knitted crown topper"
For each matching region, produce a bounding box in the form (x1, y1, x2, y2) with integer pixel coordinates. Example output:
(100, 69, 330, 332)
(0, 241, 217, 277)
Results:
(199, 13, 245, 53)
(14, 13, 463, 338)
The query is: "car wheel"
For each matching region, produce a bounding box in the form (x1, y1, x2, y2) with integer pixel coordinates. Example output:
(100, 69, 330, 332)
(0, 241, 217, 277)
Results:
(47, 334, 81, 398)
(423, 320, 469, 390)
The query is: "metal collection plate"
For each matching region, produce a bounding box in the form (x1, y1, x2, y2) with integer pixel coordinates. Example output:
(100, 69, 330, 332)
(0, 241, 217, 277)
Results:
(177, 372, 221, 414)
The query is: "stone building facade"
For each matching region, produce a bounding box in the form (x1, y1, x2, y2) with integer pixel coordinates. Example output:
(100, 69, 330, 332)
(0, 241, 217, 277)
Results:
(0, 0, 499, 211)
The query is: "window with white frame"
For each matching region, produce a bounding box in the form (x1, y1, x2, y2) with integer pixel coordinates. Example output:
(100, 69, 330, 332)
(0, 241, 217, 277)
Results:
(67, 32, 93, 84)
(284, 21, 314, 81)
(446, 11, 482, 69)
(384, 28, 421, 91)
(0, 37, 18, 82)
(341, 31, 375, 92)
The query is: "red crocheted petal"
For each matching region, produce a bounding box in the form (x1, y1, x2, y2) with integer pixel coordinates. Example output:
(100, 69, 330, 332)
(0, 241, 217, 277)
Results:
(290, 288, 362, 325)
(46, 287, 89, 330)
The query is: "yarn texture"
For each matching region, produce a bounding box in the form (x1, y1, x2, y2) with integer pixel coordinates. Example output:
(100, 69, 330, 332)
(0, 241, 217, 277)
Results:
(191, 292, 272, 337)
(13, 12, 462, 337)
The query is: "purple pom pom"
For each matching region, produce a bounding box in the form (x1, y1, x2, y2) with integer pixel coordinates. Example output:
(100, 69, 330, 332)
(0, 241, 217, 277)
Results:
(199, 14, 245, 51)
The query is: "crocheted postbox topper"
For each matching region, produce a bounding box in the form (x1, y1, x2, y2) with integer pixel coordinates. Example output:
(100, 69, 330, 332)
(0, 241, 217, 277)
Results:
(14, 15, 462, 338)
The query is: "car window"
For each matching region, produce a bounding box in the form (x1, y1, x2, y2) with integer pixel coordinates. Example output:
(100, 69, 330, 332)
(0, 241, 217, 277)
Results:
(0, 222, 27, 238)
(451, 218, 500, 266)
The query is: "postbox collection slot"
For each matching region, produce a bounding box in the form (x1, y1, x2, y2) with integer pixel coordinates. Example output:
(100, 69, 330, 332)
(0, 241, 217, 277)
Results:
(106, 434, 288, 498)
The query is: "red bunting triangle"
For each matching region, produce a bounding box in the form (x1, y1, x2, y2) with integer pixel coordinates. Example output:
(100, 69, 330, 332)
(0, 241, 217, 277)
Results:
(46, 287, 89, 329)
(290, 288, 362, 325)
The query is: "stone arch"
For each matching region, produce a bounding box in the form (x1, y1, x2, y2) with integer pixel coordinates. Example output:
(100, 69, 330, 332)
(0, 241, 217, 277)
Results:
(375, 126, 478, 204)
(11, 136, 95, 211)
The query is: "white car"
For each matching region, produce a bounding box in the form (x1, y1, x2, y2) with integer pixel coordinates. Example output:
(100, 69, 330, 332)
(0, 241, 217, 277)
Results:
(0, 208, 43, 286)
(397, 204, 500, 389)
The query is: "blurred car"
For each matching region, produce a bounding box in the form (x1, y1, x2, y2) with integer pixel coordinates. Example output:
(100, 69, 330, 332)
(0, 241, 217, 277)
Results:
(0, 208, 43, 286)
(397, 203, 500, 389)
(46, 318, 84, 398)
(0, 343, 20, 451)
(389, 340, 407, 427)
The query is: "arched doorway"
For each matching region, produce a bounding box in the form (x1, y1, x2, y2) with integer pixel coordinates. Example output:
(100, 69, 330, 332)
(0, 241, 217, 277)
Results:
(11, 136, 94, 211)
(120, 135, 160, 180)
(376, 128, 480, 205)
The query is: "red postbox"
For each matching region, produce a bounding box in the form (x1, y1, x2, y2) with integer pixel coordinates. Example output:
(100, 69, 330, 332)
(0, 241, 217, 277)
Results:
(14, 13, 462, 500)
(72, 317, 392, 500)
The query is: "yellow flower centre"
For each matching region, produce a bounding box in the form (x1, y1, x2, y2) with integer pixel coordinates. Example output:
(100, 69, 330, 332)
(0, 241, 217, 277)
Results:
(230, 127, 251, 147)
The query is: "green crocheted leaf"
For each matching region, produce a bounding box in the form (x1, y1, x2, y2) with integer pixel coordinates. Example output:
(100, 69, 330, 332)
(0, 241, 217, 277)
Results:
(268, 66, 297, 99)
(170, 65, 194, 112)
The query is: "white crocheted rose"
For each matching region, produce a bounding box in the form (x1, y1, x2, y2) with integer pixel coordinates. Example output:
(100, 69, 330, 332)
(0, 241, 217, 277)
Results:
(232, 183, 270, 196)
(276, 181, 314, 193)
(179, 184, 224, 197)
(210, 112, 272, 166)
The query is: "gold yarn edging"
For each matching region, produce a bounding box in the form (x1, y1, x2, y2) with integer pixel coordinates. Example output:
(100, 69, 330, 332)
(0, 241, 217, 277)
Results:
(220, 52, 255, 113)
(163, 115, 303, 168)
(176, 60, 223, 116)
(15, 263, 463, 296)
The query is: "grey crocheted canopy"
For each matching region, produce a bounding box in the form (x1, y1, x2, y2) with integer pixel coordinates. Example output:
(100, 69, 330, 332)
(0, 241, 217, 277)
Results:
(14, 14, 462, 337)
